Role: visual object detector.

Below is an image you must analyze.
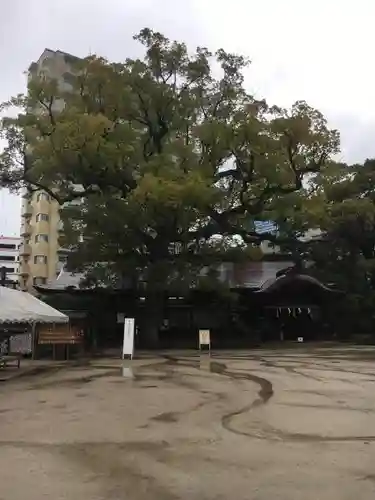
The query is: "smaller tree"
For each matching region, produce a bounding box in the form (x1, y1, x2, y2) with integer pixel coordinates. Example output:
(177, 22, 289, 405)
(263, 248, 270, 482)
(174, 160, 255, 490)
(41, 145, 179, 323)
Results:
(305, 159, 375, 336)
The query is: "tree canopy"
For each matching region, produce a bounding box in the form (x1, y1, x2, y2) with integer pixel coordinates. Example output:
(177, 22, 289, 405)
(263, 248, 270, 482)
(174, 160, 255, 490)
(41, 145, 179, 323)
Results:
(0, 29, 339, 281)
(300, 158, 375, 335)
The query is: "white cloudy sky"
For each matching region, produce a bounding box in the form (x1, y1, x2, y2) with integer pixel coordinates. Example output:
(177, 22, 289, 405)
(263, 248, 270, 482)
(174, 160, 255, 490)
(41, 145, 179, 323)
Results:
(1, 0, 374, 235)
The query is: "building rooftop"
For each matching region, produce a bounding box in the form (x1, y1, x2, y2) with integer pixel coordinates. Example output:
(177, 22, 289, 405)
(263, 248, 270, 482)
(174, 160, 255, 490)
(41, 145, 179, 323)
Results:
(36, 261, 295, 292)
(29, 48, 80, 71)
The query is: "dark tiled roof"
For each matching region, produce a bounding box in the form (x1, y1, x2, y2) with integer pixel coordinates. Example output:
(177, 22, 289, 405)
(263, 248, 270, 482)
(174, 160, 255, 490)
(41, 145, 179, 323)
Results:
(256, 274, 340, 294)
(37, 261, 294, 292)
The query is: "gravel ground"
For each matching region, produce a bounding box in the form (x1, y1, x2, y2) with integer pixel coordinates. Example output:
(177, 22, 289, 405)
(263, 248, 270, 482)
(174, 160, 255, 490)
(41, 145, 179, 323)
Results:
(1, 347, 375, 499)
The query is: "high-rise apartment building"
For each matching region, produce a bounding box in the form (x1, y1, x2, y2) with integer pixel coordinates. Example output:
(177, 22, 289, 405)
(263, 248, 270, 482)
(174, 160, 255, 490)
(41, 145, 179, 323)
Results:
(19, 189, 64, 289)
(19, 49, 76, 290)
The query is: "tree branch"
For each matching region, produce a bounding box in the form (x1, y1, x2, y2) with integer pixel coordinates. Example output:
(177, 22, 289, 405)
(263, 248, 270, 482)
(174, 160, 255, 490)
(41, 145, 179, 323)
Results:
(38, 96, 56, 128)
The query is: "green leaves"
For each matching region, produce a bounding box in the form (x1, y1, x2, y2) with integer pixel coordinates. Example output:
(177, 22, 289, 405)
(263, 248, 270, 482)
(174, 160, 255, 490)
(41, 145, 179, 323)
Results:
(303, 157, 375, 334)
(0, 28, 340, 289)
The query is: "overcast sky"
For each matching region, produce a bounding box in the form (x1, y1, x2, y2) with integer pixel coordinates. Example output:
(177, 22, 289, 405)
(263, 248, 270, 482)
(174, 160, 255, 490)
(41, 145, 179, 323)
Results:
(1, 0, 374, 235)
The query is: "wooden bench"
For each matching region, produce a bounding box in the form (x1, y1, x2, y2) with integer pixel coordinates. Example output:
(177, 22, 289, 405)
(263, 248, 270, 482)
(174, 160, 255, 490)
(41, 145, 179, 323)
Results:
(0, 355, 21, 369)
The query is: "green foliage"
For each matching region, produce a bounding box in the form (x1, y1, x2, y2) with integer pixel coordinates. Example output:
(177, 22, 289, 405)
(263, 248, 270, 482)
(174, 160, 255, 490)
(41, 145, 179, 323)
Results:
(0, 28, 339, 291)
(305, 159, 375, 334)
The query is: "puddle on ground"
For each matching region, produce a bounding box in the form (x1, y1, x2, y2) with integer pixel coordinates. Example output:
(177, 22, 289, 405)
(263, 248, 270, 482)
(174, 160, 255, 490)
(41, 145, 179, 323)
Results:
(122, 361, 134, 379)
(199, 354, 212, 371)
(151, 411, 179, 423)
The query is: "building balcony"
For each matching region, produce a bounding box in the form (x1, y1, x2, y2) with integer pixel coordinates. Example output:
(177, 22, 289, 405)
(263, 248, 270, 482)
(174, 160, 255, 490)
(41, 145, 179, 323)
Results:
(21, 203, 33, 217)
(35, 198, 51, 213)
(20, 223, 32, 237)
(33, 241, 49, 255)
(22, 190, 32, 200)
(57, 219, 64, 232)
(19, 262, 30, 277)
(32, 263, 48, 279)
(34, 220, 50, 233)
(58, 248, 71, 263)
(19, 243, 31, 256)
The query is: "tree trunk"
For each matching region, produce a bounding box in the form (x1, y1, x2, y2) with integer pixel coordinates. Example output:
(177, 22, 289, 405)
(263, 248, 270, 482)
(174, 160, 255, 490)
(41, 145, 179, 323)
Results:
(140, 291, 164, 348)
(138, 250, 169, 349)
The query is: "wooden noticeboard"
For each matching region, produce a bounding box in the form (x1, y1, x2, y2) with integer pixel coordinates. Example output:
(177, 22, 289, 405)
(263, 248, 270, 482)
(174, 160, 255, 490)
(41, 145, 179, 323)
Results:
(38, 324, 82, 345)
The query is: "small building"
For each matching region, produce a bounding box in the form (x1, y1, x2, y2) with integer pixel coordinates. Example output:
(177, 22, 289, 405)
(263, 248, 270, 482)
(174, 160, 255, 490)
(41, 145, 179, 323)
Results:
(34, 261, 341, 350)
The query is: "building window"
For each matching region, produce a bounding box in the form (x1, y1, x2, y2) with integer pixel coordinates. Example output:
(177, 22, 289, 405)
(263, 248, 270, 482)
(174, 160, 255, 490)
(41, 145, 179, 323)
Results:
(36, 193, 50, 202)
(36, 213, 49, 222)
(33, 277, 47, 285)
(35, 234, 49, 243)
(0, 267, 15, 273)
(34, 255, 47, 265)
(0, 255, 15, 261)
(0, 243, 16, 250)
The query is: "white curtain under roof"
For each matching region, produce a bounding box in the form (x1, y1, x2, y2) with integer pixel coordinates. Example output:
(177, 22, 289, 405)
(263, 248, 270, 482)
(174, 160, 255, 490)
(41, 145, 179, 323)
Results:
(0, 286, 68, 324)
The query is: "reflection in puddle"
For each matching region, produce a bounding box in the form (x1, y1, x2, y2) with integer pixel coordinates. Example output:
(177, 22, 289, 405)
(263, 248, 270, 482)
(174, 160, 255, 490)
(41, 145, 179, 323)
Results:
(199, 355, 227, 375)
(199, 353, 212, 371)
(122, 361, 134, 379)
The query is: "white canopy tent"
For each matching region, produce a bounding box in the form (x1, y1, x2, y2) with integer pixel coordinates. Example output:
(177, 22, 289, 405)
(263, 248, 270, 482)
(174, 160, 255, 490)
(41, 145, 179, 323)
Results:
(0, 286, 68, 324)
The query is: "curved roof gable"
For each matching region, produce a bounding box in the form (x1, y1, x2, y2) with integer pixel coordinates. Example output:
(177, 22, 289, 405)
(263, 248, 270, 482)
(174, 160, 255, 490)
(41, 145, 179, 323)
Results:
(256, 274, 339, 294)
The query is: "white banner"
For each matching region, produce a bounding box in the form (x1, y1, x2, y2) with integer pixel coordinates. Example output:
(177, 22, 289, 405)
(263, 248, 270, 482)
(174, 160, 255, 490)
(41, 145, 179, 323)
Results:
(122, 318, 135, 359)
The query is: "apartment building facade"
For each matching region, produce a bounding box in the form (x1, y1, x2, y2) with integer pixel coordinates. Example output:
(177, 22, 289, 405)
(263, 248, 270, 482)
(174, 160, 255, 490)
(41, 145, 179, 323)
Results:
(19, 48, 76, 290)
(19, 189, 64, 289)
(0, 236, 21, 285)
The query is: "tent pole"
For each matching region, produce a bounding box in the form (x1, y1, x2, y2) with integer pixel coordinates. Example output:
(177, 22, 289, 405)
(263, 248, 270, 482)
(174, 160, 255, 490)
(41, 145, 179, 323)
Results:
(31, 323, 37, 360)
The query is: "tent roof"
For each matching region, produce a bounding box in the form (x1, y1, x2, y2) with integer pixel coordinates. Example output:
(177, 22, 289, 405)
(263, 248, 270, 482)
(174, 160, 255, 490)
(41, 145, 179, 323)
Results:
(0, 286, 69, 324)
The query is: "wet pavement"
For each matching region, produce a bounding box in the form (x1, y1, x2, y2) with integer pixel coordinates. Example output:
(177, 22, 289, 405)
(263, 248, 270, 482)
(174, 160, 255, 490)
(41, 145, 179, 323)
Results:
(1, 346, 375, 499)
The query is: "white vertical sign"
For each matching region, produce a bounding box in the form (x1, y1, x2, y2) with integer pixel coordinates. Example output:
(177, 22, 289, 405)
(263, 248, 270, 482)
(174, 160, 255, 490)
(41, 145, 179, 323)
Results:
(199, 329, 211, 351)
(122, 318, 135, 359)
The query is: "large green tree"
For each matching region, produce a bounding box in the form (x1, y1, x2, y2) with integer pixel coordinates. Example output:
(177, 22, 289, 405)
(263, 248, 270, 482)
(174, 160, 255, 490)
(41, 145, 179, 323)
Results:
(0, 29, 339, 344)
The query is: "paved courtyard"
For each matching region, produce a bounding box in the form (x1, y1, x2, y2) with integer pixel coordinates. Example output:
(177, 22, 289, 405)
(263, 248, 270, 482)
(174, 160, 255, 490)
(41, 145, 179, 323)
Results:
(1, 346, 375, 499)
